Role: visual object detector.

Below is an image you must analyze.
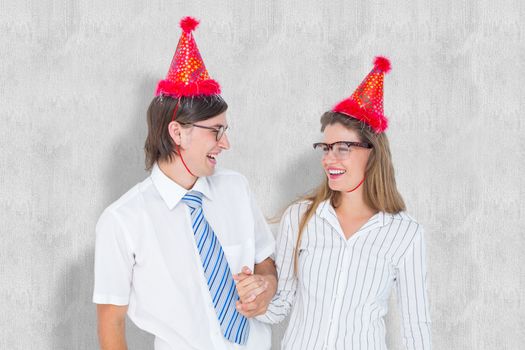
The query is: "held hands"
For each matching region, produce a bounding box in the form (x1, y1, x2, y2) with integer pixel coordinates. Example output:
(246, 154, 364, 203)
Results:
(233, 266, 277, 318)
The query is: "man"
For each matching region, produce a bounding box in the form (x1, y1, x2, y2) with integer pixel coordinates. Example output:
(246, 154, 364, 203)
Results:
(93, 17, 276, 350)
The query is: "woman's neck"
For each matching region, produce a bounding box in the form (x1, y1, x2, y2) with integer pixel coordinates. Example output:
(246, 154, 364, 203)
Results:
(335, 189, 376, 218)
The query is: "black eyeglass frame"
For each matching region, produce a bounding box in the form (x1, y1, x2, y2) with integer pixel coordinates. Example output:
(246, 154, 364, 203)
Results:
(179, 122, 229, 141)
(312, 141, 373, 151)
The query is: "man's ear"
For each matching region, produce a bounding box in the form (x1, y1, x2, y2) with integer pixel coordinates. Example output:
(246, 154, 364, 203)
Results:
(168, 121, 183, 146)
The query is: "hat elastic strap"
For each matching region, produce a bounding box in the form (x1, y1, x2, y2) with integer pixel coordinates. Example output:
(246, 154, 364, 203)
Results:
(346, 177, 365, 193)
(171, 99, 197, 178)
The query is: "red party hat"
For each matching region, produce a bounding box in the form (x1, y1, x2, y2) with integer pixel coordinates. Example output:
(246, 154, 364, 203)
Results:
(332, 56, 391, 133)
(155, 17, 221, 97)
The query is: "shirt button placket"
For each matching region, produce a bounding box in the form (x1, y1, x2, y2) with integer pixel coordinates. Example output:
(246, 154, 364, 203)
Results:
(325, 244, 347, 348)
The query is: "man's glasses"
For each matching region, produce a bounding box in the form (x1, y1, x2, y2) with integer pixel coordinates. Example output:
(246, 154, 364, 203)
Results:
(180, 122, 229, 141)
(313, 141, 373, 160)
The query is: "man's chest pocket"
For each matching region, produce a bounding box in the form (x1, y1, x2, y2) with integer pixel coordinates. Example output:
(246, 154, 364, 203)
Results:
(221, 239, 255, 275)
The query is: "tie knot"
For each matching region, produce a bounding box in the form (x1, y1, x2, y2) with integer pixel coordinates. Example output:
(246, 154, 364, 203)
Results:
(181, 190, 203, 209)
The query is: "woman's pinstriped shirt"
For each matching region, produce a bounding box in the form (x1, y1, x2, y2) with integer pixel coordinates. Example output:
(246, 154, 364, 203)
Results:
(258, 200, 431, 350)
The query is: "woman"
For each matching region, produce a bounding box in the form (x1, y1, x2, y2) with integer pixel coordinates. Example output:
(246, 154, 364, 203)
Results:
(260, 57, 431, 349)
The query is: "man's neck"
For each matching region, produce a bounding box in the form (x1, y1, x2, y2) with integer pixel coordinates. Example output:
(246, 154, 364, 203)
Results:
(158, 159, 197, 190)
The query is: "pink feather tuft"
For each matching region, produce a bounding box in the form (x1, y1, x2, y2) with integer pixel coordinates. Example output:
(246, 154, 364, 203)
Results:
(180, 16, 199, 33)
(332, 98, 388, 133)
(373, 56, 391, 73)
(155, 79, 221, 97)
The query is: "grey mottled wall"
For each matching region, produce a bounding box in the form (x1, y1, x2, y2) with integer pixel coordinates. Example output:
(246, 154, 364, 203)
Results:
(1, 1, 523, 349)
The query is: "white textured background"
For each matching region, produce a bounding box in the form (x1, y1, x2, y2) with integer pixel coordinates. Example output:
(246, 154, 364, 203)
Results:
(1, 1, 523, 349)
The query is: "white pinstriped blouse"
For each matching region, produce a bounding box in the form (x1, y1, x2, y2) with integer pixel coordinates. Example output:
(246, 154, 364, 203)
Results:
(258, 200, 431, 349)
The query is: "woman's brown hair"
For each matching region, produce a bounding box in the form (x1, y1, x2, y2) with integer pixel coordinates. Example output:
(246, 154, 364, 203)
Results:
(293, 111, 406, 272)
(144, 95, 228, 171)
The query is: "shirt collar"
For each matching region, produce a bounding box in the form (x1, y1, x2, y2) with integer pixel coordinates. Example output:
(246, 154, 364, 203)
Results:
(151, 163, 214, 210)
(316, 199, 393, 232)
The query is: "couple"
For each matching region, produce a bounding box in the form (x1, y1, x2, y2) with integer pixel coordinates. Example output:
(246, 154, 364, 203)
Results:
(93, 17, 431, 350)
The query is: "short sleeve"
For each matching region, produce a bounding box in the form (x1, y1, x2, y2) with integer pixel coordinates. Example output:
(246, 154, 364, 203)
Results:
(92, 209, 135, 305)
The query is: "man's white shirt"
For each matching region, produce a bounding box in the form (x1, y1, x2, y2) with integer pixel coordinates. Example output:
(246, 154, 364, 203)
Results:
(93, 164, 275, 350)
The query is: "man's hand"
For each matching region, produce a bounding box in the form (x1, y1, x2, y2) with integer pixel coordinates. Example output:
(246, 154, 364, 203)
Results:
(233, 258, 277, 318)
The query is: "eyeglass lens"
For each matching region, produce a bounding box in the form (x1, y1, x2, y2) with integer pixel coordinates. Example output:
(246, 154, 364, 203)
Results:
(314, 142, 351, 159)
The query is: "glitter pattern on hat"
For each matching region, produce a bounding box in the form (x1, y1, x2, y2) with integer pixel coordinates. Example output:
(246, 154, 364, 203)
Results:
(155, 17, 221, 97)
(333, 56, 391, 133)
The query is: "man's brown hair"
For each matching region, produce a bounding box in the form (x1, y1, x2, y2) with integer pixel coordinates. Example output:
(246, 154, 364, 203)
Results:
(144, 95, 228, 171)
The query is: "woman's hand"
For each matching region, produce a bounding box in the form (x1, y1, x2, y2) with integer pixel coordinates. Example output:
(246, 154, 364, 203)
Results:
(233, 262, 277, 318)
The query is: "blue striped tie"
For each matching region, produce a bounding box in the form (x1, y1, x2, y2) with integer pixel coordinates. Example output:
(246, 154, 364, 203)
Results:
(181, 191, 249, 345)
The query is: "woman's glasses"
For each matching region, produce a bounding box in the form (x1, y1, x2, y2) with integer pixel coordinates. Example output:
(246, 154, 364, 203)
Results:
(313, 141, 372, 160)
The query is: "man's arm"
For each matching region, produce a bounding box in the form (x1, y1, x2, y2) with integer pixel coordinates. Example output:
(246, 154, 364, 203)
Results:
(234, 257, 277, 317)
(97, 304, 128, 350)
(254, 257, 277, 288)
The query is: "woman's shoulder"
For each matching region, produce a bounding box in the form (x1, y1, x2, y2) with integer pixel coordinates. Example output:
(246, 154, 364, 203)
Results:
(389, 211, 421, 226)
(274, 200, 313, 230)
(283, 199, 314, 219)
(388, 211, 426, 244)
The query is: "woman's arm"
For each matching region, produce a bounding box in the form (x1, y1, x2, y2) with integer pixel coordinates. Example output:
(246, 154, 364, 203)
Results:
(395, 226, 432, 349)
(256, 205, 300, 324)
